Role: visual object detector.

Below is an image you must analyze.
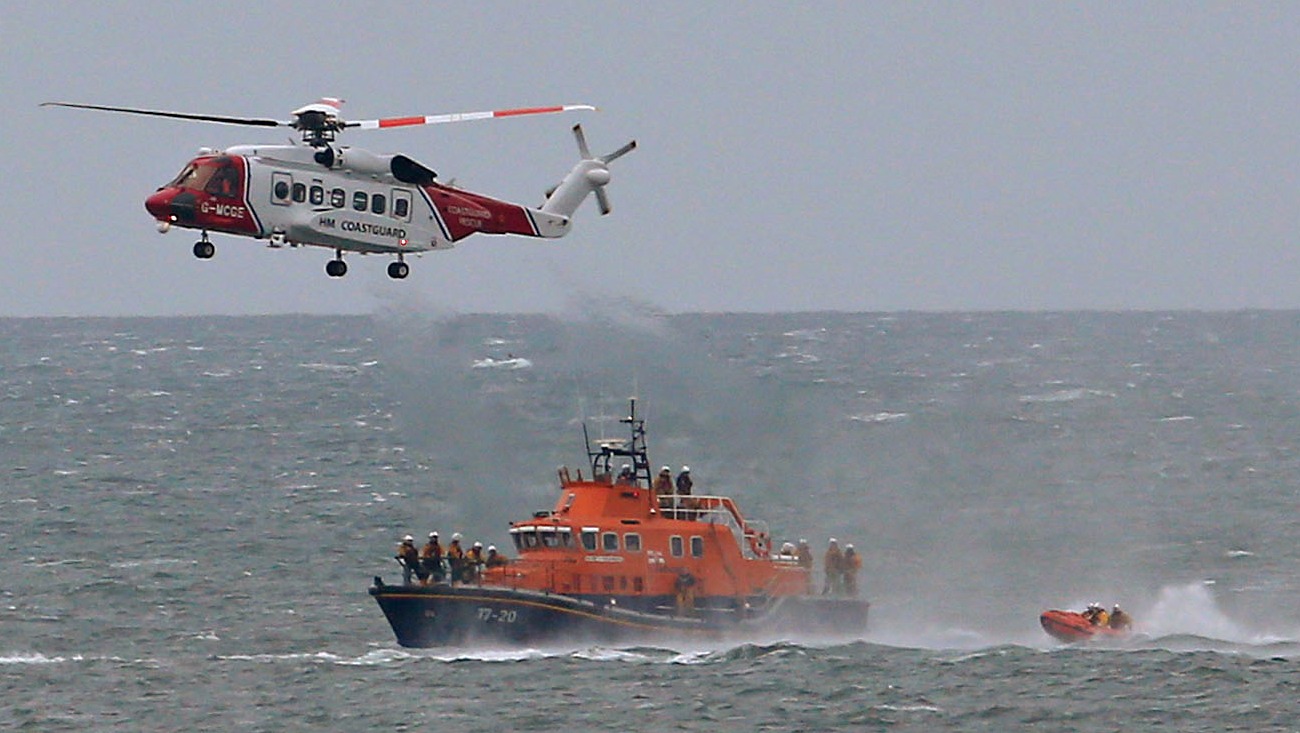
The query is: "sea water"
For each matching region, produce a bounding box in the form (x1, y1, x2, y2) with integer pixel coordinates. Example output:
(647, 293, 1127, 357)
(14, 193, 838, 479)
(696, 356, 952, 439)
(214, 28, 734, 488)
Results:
(3, 310, 1300, 731)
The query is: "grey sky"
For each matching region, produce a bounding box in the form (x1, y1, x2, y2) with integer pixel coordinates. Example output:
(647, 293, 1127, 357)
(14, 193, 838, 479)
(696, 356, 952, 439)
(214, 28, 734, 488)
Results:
(4, 2, 1298, 316)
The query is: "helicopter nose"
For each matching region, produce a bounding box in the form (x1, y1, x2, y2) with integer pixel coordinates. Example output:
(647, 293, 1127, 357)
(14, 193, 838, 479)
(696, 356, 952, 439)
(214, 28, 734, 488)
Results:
(145, 190, 173, 220)
(145, 189, 197, 223)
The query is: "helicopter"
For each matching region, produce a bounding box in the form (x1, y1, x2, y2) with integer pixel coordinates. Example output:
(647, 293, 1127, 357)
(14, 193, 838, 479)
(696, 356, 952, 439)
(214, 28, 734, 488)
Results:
(42, 98, 635, 279)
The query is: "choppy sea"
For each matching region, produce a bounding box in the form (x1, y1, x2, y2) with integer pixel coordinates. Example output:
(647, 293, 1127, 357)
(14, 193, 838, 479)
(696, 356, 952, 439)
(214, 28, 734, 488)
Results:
(5, 310, 1300, 731)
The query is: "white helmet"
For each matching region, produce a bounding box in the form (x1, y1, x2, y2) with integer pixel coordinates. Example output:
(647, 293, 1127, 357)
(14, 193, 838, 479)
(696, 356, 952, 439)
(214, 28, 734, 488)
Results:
(452, 532, 462, 541)
(429, 531, 438, 538)
(829, 538, 838, 544)
(402, 535, 413, 542)
(681, 466, 690, 472)
(488, 545, 497, 552)
(846, 543, 854, 550)
(661, 466, 671, 472)
(473, 541, 483, 548)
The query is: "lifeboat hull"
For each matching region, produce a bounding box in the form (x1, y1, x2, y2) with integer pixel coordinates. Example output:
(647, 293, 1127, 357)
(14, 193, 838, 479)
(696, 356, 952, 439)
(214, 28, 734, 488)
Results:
(1040, 609, 1128, 643)
(370, 579, 869, 648)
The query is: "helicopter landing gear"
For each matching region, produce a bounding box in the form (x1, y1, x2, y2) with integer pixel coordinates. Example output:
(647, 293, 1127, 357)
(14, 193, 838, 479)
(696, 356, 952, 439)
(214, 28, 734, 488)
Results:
(193, 233, 215, 259)
(325, 253, 348, 278)
(387, 258, 409, 280)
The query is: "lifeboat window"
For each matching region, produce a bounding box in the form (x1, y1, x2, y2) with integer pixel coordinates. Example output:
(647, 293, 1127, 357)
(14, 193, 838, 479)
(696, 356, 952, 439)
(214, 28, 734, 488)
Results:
(522, 532, 539, 549)
(669, 536, 684, 557)
(559, 529, 573, 548)
(309, 183, 324, 206)
(691, 536, 705, 558)
(624, 533, 642, 552)
(352, 191, 368, 211)
(510, 533, 523, 552)
(619, 577, 628, 590)
(633, 577, 643, 592)
(603, 576, 615, 592)
(330, 188, 345, 208)
(602, 532, 619, 552)
(581, 529, 598, 552)
(291, 182, 307, 203)
(371, 193, 387, 215)
(540, 529, 561, 548)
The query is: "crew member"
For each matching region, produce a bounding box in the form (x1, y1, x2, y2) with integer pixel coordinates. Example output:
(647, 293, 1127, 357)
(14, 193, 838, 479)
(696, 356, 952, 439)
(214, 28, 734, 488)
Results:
(420, 531, 443, 585)
(675, 466, 693, 496)
(1109, 604, 1132, 631)
(446, 533, 465, 585)
(674, 569, 697, 615)
(842, 543, 862, 597)
(615, 464, 635, 485)
(653, 466, 673, 497)
(796, 539, 814, 593)
(822, 538, 844, 595)
(1083, 602, 1109, 626)
(395, 535, 421, 586)
(464, 541, 485, 583)
(485, 545, 508, 568)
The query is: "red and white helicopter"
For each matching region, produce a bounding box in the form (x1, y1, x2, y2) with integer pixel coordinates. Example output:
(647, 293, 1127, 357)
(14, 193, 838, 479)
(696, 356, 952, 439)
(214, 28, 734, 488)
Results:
(43, 98, 635, 279)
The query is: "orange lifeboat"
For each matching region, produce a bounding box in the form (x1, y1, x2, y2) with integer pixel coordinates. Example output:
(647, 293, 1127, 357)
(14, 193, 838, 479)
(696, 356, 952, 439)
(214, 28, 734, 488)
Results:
(1040, 608, 1131, 643)
(370, 399, 870, 647)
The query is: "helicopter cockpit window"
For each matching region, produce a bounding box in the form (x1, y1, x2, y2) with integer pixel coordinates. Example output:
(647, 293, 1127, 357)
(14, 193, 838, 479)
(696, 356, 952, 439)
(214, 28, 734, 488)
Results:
(352, 191, 368, 212)
(203, 159, 241, 199)
(172, 163, 216, 193)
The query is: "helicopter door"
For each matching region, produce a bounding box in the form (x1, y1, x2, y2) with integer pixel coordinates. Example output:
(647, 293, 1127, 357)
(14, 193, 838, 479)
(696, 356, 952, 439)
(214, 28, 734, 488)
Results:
(270, 172, 292, 206)
(391, 189, 412, 223)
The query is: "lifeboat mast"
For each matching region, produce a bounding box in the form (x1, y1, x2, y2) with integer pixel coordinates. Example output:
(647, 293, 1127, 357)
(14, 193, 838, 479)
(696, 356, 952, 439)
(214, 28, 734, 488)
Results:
(582, 397, 652, 487)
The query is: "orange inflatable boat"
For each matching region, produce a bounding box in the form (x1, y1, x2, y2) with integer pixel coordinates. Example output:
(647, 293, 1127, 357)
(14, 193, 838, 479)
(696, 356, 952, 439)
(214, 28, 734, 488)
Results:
(1040, 609, 1130, 643)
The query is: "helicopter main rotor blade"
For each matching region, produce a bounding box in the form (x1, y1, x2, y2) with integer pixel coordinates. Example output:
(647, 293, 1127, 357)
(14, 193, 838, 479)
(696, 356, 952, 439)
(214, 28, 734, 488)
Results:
(41, 102, 287, 128)
(347, 104, 596, 130)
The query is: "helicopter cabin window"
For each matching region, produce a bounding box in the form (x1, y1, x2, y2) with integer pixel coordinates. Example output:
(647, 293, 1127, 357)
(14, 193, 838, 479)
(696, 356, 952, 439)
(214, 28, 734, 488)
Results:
(602, 532, 619, 552)
(624, 533, 642, 552)
(691, 536, 705, 558)
(291, 182, 306, 203)
(581, 529, 598, 552)
(669, 535, 684, 557)
(371, 193, 386, 215)
(392, 190, 412, 221)
(330, 188, 345, 208)
(352, 191, 368, 211)
(309, 183, 324, 206)
(271, 173, 292, 205)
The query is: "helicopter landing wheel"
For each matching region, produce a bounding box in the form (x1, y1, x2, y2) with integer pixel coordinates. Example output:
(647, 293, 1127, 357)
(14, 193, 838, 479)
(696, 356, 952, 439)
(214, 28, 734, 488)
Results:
(387, 261, 409, 279)
(193, 240, 215, 259)
(325, 258, 348, 278)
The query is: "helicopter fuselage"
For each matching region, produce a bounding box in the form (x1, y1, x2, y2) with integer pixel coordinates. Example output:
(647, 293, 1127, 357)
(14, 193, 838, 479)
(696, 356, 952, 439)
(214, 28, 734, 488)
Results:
(144, 144, 575, 278)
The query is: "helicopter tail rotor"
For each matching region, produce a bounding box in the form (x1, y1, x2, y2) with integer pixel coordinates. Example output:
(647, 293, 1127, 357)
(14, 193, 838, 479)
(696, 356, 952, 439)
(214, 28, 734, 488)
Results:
(542, 125, 636, 218)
